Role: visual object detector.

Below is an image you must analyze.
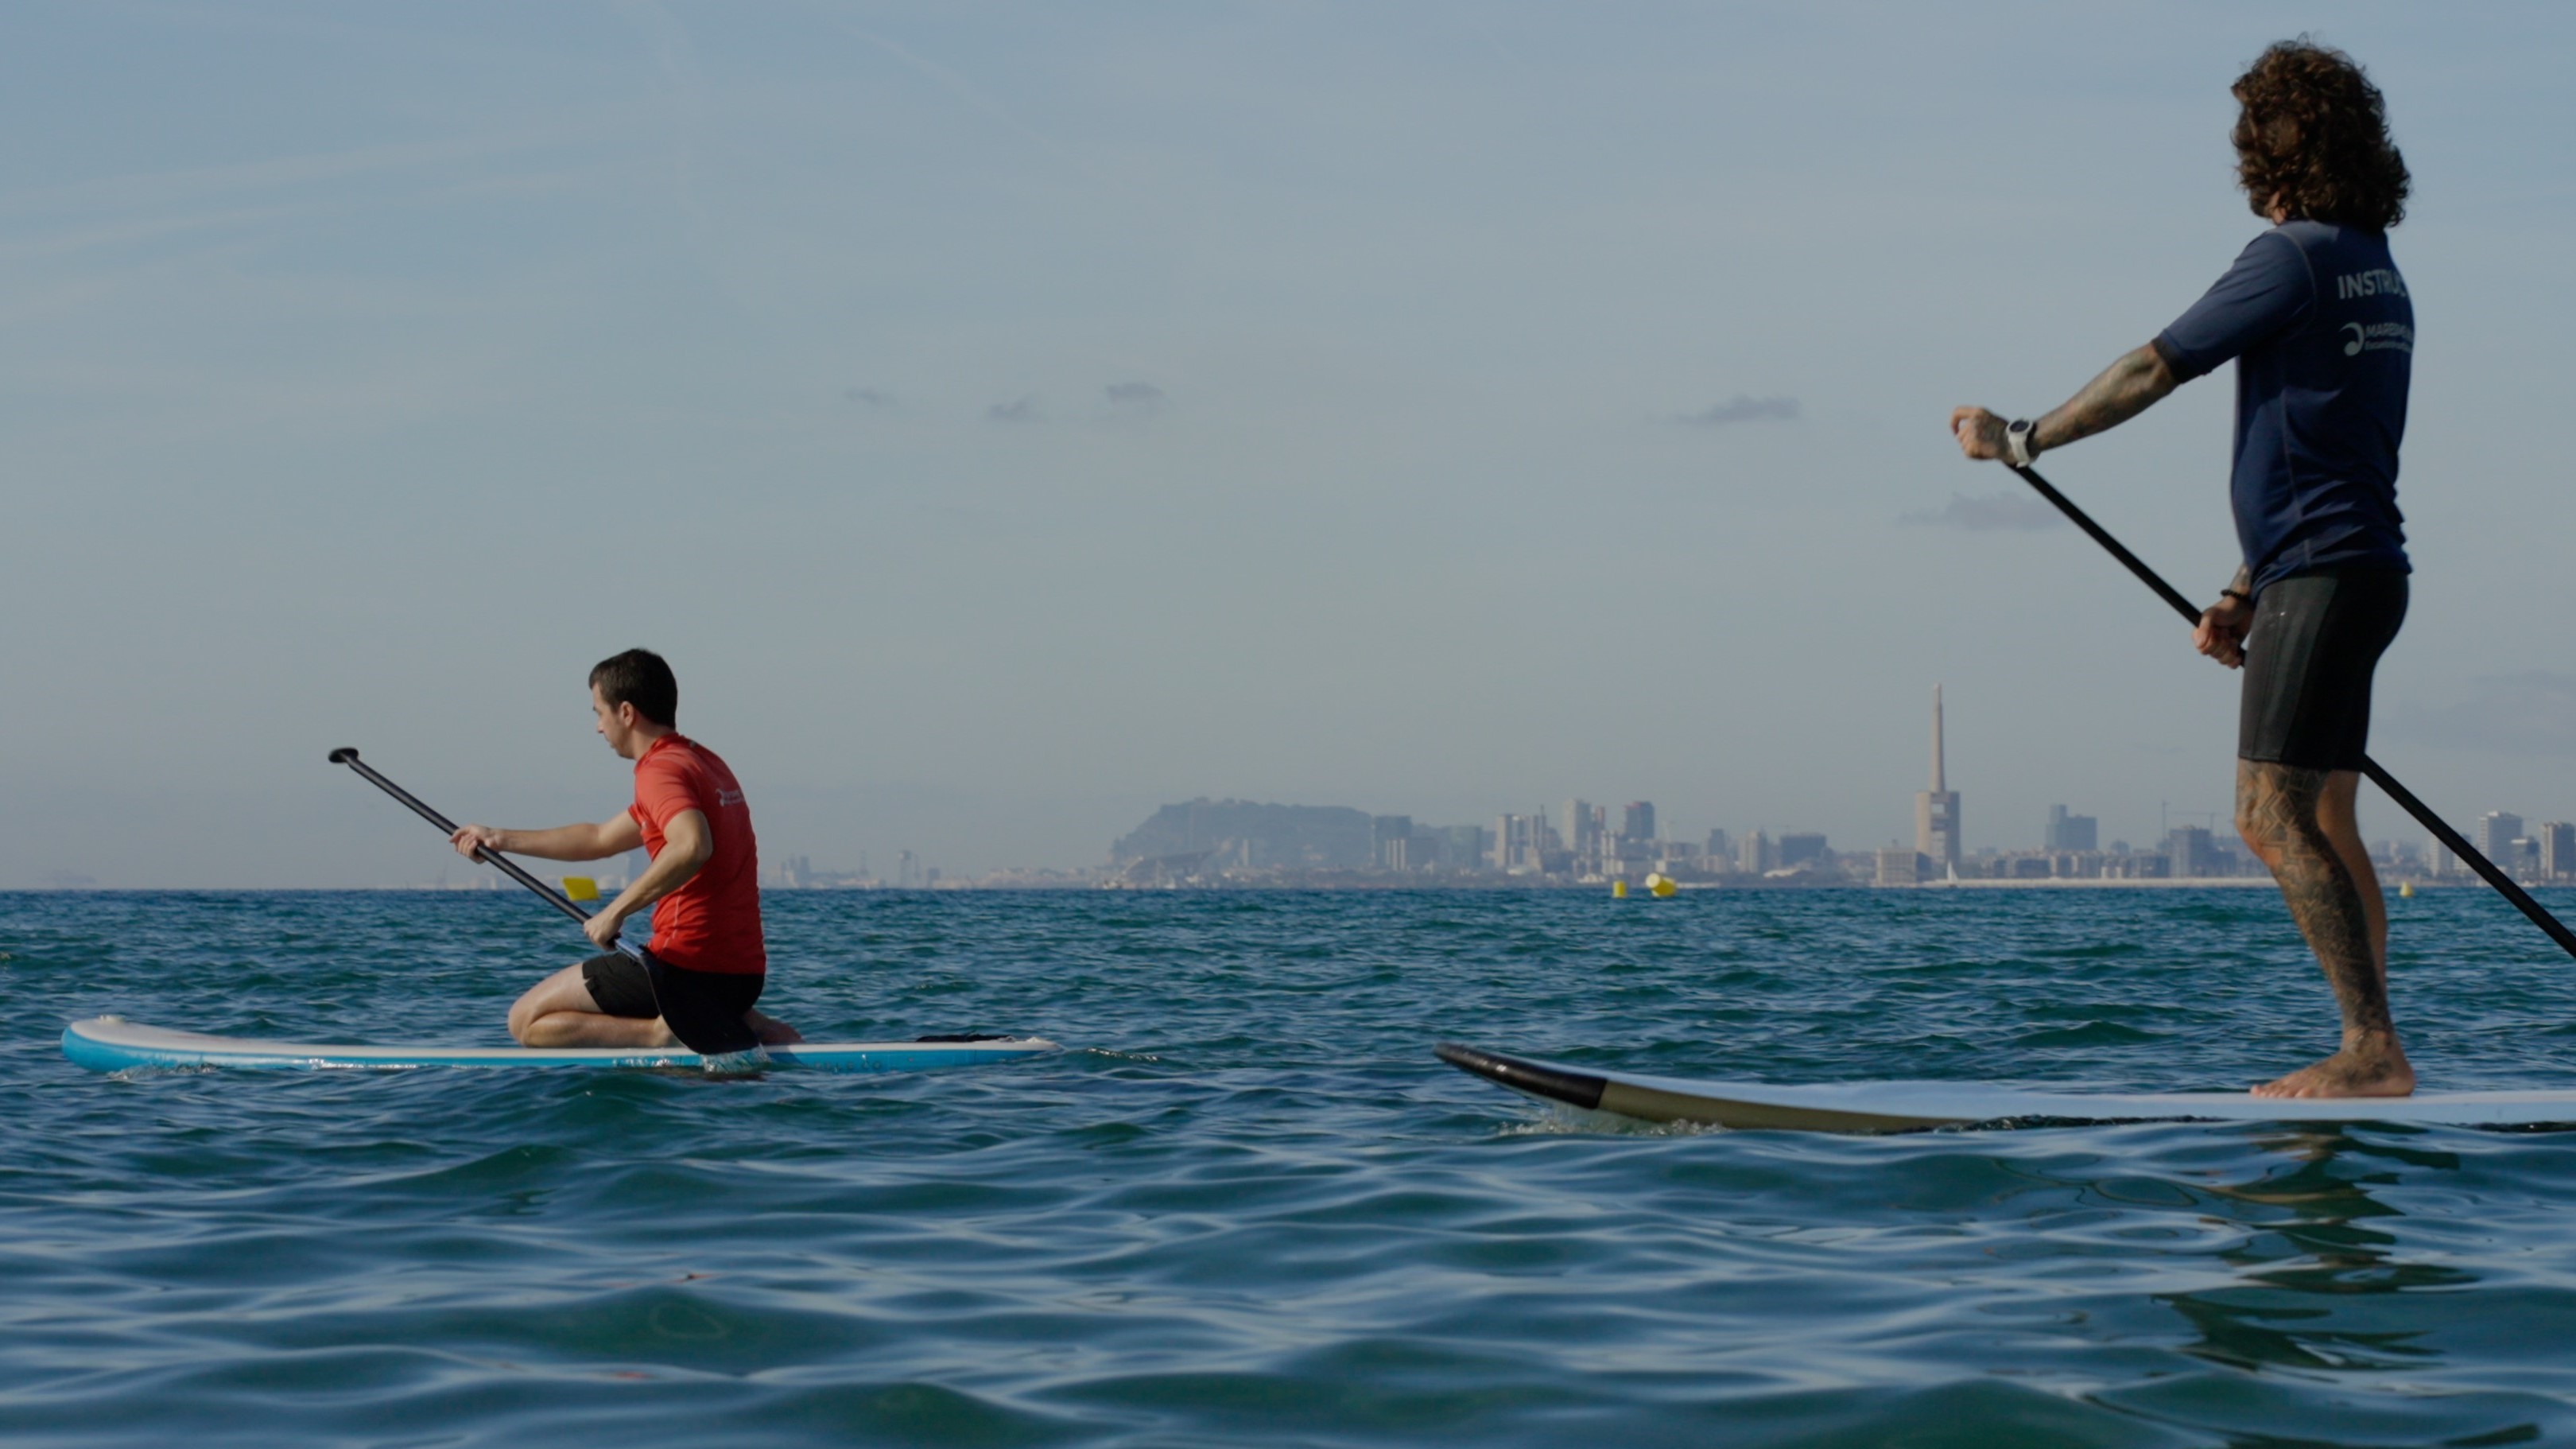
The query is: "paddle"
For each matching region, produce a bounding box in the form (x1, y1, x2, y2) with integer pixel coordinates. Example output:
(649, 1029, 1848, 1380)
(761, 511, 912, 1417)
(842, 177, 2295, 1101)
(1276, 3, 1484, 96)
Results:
(2005, 464, 2576, 961)
(328, 747, 642, 959)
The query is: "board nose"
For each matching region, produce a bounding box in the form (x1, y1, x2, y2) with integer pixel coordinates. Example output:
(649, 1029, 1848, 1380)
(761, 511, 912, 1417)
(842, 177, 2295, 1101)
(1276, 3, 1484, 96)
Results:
(1434, 1043, 1607, 1111)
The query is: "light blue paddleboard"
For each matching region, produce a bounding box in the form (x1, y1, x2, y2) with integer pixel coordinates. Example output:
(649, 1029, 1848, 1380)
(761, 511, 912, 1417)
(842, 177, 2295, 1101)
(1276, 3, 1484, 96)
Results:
(64, 1016, 1057, 1075)
(1436, 1043, 2576, 1132)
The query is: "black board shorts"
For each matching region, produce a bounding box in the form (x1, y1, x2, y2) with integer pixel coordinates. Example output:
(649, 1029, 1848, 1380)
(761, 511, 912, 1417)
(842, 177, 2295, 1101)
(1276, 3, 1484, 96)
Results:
(2239, 569, 2407, 771)
(581, 952, 764, 1055)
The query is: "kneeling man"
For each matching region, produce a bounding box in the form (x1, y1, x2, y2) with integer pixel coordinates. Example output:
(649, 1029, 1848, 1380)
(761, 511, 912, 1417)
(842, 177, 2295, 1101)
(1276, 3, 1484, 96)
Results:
(452, 648, 799, 1053)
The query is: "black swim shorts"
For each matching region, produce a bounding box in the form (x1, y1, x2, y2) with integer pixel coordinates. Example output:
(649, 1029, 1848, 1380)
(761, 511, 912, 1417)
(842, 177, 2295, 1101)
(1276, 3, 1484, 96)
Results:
(581, 951, 765, 1055)
(2238, 569, 2408, 771)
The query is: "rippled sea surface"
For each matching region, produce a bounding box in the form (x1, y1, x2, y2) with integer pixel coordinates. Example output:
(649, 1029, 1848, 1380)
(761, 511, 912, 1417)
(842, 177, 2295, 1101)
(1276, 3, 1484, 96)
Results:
(12, 885, 2576, 1447)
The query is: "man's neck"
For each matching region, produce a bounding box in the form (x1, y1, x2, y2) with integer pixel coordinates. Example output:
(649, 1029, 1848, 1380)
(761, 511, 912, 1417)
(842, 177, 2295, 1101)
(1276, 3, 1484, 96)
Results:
(627, 723, 678, 759)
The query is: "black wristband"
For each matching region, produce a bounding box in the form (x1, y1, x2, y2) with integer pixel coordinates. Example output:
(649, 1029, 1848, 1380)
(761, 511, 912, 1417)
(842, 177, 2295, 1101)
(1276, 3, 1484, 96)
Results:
(2221, 589, 2252, 604)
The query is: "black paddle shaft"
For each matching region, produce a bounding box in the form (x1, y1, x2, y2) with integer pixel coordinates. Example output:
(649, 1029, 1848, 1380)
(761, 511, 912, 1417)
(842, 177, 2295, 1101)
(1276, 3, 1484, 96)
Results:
(328, 747, 621, 941)
(2007, 463, 2576, 962)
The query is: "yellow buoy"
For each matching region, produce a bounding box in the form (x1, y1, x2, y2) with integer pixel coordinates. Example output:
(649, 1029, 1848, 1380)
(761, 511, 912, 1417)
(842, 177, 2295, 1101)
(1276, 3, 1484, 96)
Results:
(561, 876, 601, 903)
(1611, 880, 1628, 899)
(1651, 875, 1678, 899)
(2398, 880, 2415, 899)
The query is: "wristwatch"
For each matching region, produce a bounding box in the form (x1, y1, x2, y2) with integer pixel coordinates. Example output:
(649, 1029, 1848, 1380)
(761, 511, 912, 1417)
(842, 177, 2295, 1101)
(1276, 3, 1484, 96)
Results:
(2004, 418, 2039, 468)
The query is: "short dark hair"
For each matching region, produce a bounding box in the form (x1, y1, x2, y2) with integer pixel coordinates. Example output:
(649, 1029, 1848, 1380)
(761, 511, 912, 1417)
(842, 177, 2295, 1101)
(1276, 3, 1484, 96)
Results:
(2231, 40, 2410, 232)
(589, 648, 677, 727)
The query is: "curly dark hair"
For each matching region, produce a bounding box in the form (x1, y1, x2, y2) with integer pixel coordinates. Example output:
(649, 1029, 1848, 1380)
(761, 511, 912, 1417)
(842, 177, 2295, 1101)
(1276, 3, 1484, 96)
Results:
(2231, 40, 2409, 231)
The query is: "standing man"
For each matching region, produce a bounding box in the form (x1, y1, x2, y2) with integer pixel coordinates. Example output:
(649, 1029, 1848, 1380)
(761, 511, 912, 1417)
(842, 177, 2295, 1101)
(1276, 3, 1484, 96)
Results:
(451, 648, 800, 1054)
(1950, 41, 2415, 1098)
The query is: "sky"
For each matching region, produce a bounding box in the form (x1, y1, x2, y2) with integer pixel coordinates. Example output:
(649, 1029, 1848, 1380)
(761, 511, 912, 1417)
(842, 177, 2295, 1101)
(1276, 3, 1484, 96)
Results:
(6, 2, 2575, 886)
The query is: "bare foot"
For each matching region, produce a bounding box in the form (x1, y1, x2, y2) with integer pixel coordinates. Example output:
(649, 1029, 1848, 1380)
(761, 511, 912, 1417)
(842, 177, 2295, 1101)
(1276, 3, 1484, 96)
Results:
(2252, 1047, 2415, 1099)
(747, 1009, 804, 1045)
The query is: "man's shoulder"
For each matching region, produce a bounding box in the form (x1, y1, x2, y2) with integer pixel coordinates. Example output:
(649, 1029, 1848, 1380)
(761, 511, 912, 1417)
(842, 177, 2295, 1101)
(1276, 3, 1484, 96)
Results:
(2230, 223, 2318, 274)
(639, 734, 725, 767)
(637, 736, 745, 798)
(2272, 219, 2396, 266)
(672, 737, 742, 783)
(632, 736, 712, 795)
(2186, 227, 2314, 305)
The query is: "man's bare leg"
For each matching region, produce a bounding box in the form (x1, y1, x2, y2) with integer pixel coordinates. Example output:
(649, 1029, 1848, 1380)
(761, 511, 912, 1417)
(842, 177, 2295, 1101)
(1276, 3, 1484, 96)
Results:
(509, 964, 805, 1048)
(2317, 772, 2389, 996)
(2234, 762, 2412, 1097)
(507, 964, 678, 1048)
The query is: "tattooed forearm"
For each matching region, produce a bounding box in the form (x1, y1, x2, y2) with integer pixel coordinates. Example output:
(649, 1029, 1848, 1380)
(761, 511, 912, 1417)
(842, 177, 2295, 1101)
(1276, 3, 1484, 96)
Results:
(2032, 344, 2178, 454)
(2237, 762, 2392, 1036)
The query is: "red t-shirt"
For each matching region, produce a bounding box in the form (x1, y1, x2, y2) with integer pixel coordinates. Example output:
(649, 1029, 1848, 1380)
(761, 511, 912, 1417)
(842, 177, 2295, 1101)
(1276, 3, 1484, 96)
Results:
(628, 735, 765, 975)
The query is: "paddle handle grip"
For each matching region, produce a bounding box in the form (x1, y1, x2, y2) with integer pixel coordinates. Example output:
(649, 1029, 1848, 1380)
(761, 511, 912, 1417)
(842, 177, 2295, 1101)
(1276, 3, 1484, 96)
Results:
(2004, 465, 2576, 963)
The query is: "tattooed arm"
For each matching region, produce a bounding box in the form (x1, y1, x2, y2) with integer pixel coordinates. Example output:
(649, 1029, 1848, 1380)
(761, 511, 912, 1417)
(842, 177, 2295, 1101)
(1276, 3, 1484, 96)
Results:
(1949, 343, 2230, 666)
(1949, 343, 2181, 461)
(2031, 344, 2179, 453)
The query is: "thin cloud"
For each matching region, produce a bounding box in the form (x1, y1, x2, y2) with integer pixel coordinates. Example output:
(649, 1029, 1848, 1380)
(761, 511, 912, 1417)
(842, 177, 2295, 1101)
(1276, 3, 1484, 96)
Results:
(2385, 672, 2576, 755)
(844, 387, 894, 407)
(1105, 381, 1163, 406)
(1671, 394, 1799, 425)
(0, 122, 626, 264)
(0, 126, 607, 220)
(832, 23, 1068, 161)
(986, 396, 1039, 423)
(1901, 491, 2066, 531)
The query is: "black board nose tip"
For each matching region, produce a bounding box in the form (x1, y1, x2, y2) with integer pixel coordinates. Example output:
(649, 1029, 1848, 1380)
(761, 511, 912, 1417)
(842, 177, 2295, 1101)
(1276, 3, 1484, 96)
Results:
(1433, 1042, 1488, 1071)
(1434, 1042, 1608, 1111)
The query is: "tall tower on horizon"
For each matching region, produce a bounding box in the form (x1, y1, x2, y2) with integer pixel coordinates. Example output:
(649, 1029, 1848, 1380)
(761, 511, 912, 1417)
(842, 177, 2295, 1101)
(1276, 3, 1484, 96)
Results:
(1915, 685, 1961, 869)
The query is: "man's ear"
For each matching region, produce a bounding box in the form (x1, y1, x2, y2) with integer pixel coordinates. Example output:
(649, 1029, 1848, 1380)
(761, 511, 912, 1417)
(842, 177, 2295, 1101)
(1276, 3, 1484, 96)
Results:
(617, 701, 642, 729)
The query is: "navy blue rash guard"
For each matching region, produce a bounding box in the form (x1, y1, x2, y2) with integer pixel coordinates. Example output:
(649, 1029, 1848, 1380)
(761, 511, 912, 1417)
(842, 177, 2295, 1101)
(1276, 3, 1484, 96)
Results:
(2151, 220, 2414, 592)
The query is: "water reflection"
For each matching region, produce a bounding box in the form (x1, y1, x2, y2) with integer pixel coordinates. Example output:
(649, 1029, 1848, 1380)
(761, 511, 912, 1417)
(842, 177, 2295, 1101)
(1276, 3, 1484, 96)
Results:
(2161, 1127, 2470, 1374)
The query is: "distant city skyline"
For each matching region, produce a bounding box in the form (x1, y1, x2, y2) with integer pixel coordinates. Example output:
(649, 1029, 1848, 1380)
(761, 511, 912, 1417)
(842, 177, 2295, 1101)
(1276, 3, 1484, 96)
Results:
(1059, 676, 2571, 888)
(27, 665, 2576, 890)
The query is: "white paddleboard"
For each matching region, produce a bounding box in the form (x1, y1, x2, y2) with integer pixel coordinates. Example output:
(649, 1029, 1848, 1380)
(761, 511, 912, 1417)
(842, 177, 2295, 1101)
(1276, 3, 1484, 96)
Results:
(1436, 1042, 2576, 1132)
(64, 1016, 1057, 1075)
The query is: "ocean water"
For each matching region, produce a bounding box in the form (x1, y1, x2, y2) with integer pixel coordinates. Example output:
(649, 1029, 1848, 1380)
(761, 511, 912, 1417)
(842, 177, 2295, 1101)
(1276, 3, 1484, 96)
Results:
(10, 884, 2576, 1447)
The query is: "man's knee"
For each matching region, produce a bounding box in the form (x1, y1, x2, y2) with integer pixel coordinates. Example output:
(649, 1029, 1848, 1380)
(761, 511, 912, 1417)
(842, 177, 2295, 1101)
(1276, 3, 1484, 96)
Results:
(507, 964, 594, 1043)
(2234, 762, 2277, 851)
(2240, 760, 2335, 857)
(2233, 787, 2264, 849)
(506, 995, 549, 1044)
(514, 1012, 588, 1047)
